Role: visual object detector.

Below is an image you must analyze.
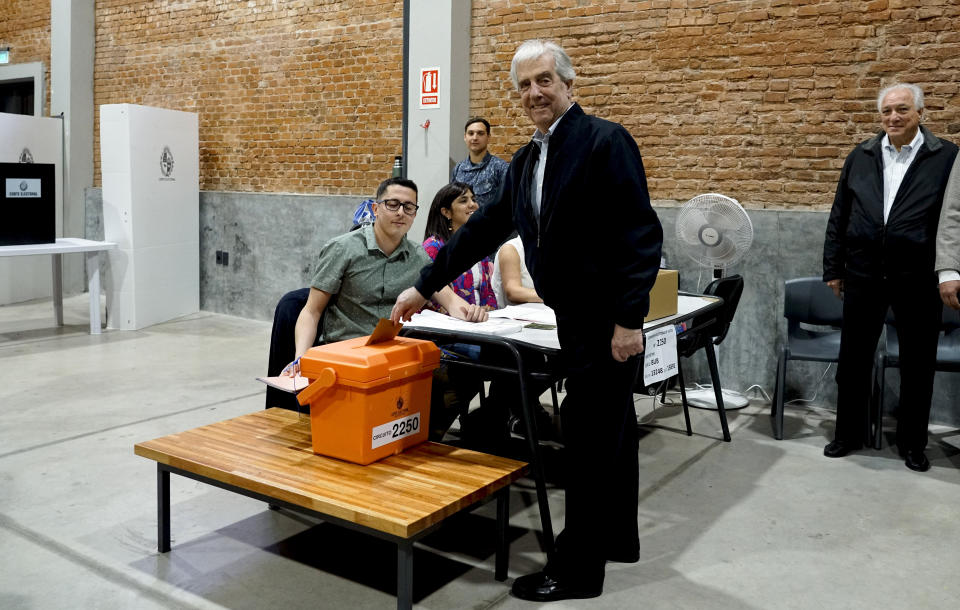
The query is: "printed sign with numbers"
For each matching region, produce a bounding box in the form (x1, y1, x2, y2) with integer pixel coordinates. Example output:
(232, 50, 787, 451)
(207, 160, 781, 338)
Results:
(643, 325, 678, 386)
(371, 412, 422, 449)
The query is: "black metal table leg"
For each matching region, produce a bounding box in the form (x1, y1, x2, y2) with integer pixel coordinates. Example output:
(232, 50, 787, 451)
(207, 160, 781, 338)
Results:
(495, 487, 509, 581)
(677, 361, 693, 436)
(397, 328, 557, 559)
(705, 343, 731, 442)
(509, 343, 556, 560)
(397, 540, 413, 610)
(158, 465, 171, 552)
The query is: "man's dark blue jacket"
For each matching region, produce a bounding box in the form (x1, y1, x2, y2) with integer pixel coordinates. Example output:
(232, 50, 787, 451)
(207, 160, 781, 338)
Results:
(416, 103, 663, 330)
(824, 126, 958, 282)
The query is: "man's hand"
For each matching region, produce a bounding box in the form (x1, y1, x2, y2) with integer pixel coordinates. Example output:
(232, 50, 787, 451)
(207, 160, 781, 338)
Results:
(940, 280, 960, 310)
(826, 279, 843, 299)
(391, 287, 427, 322)
(450, 303, 489, 323)
(611, 324, 644, 363)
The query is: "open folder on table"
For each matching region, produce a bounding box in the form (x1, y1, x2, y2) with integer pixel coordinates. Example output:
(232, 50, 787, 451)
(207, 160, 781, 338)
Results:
(257, 375, 309, 394)
(487, 304, 557, 326)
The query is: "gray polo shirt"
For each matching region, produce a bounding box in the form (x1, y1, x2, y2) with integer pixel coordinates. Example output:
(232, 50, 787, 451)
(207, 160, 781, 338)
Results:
(311, 224, 430, 342)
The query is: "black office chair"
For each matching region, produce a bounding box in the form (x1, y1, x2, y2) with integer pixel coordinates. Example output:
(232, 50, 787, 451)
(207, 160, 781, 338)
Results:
(265, 287, 327, 411)
(870, 304, 960, 449)
(665, 274, 744, 442)
(771, 277, 843, 440)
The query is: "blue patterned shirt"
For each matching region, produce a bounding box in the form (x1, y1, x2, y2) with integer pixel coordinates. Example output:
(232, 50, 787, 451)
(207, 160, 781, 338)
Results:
(451, 152, 509, 207)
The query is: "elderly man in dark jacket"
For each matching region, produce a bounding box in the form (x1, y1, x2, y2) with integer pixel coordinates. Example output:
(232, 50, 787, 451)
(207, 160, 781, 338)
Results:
(823, 83, 958, 472)
(391, 40, 662, 601)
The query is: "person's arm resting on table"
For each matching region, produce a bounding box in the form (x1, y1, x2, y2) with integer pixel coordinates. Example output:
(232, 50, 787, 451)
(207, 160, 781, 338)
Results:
(282, 287, 331, 377)
(392, 285, 487, 323)
(500, 244, 543, 304)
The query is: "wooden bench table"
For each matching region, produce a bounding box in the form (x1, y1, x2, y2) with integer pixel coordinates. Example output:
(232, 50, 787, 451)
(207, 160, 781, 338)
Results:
(134, 408, 528, 610)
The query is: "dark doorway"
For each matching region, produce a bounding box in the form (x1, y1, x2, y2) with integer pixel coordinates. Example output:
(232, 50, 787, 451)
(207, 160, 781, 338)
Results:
(0, 79, 35, 115)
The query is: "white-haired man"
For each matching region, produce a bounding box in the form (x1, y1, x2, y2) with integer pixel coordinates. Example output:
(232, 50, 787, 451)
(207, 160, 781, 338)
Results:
(823, 84, 958, 472)
(391, 40, 663, 601)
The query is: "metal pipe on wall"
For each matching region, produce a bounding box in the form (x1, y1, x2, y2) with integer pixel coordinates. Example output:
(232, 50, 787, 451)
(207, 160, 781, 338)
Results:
(401, 0, 410, 178)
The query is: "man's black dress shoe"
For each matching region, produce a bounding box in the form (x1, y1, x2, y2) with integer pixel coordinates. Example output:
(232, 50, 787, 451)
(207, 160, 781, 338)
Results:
(823, 439, 862, 458)
(511, 571, 602, 602)
(903, 450, 930, 472)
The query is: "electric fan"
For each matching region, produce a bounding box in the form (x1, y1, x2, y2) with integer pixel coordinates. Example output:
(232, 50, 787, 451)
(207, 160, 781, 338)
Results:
(676, 193, 754, 278)
(675, 193, 754, 409)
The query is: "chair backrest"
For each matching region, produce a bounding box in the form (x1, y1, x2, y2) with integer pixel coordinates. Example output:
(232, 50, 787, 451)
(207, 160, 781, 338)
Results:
(942, 303, 960, 332)
(701, 274, 745, 345)
(888, 302, 960, 332)
(784, 277, 843, 326)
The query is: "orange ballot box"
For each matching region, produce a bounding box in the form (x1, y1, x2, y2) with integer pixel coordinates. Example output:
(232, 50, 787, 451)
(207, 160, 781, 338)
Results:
(296, 334, 441, 464)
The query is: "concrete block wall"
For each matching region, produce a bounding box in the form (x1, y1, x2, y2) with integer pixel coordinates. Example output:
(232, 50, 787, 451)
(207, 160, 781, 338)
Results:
(86, 187, 358, 322)
(85, 188, 960, 428)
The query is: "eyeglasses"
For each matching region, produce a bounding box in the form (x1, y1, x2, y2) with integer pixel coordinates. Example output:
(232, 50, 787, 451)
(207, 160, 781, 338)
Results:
(377, 198, 419, 215)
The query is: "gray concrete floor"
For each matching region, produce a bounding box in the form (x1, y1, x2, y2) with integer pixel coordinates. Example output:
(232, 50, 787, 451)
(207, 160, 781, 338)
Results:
(2, 294, 959, 610)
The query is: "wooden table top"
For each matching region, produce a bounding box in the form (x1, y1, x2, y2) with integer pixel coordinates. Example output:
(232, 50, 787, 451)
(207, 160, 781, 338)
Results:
(135, 408, 528, 538)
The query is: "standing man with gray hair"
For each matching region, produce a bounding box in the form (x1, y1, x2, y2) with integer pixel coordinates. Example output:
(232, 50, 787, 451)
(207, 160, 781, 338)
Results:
(823, 83, 958, 471)
(391, 39, 663, 601)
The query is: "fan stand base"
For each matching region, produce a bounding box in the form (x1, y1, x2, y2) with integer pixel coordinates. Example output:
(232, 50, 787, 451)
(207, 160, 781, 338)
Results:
(684, 388, 750, 411)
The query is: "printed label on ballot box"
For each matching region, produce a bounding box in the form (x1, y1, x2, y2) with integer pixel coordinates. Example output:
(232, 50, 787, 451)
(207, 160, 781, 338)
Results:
(643, 325, 678, 386)
(371, 412, 422, 449)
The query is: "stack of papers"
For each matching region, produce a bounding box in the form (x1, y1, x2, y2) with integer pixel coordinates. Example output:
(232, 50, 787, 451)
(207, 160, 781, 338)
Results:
(488, 304, 556, 325)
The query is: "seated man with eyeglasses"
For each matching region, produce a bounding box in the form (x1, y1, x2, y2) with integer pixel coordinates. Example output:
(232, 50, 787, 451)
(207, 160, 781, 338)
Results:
(265, 177, 487, 435)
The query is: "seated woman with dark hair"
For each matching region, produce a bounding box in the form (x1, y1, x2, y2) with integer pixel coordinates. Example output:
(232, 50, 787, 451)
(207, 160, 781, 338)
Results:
(420, 182, 510, 448)
(422, 182, 498, 312)
(422, 183, 556, 448)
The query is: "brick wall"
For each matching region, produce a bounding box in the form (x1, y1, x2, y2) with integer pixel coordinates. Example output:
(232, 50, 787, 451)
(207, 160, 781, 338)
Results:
(0, 0, 51, 115)
(84, 1, 960, 207)
(93, 0, 404, 194)
(470, 0, 960, 209)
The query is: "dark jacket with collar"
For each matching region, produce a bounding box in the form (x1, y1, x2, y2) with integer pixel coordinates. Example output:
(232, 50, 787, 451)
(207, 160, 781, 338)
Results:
(823, 125, 958, 283)
(416, 103, 663, 329)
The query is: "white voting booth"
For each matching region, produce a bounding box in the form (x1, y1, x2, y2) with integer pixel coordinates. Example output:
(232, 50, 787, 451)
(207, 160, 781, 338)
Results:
(100, 104, 199, 330)
(0, 112, 63, 305)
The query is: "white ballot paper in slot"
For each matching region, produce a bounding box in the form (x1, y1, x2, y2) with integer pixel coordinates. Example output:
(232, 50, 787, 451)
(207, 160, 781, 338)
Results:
(642, 325, 678, 386)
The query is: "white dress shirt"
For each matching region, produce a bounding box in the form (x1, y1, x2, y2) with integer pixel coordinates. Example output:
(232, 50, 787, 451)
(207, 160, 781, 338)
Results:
(939, 269, 960, 283)
(881, 128, 924, 223)
(530, 104, 573, 222)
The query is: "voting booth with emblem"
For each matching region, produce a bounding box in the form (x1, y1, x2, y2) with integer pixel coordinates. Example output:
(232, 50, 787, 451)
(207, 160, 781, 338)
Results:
(100, 104, 199, 330)
(0, 112, 63, 305)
